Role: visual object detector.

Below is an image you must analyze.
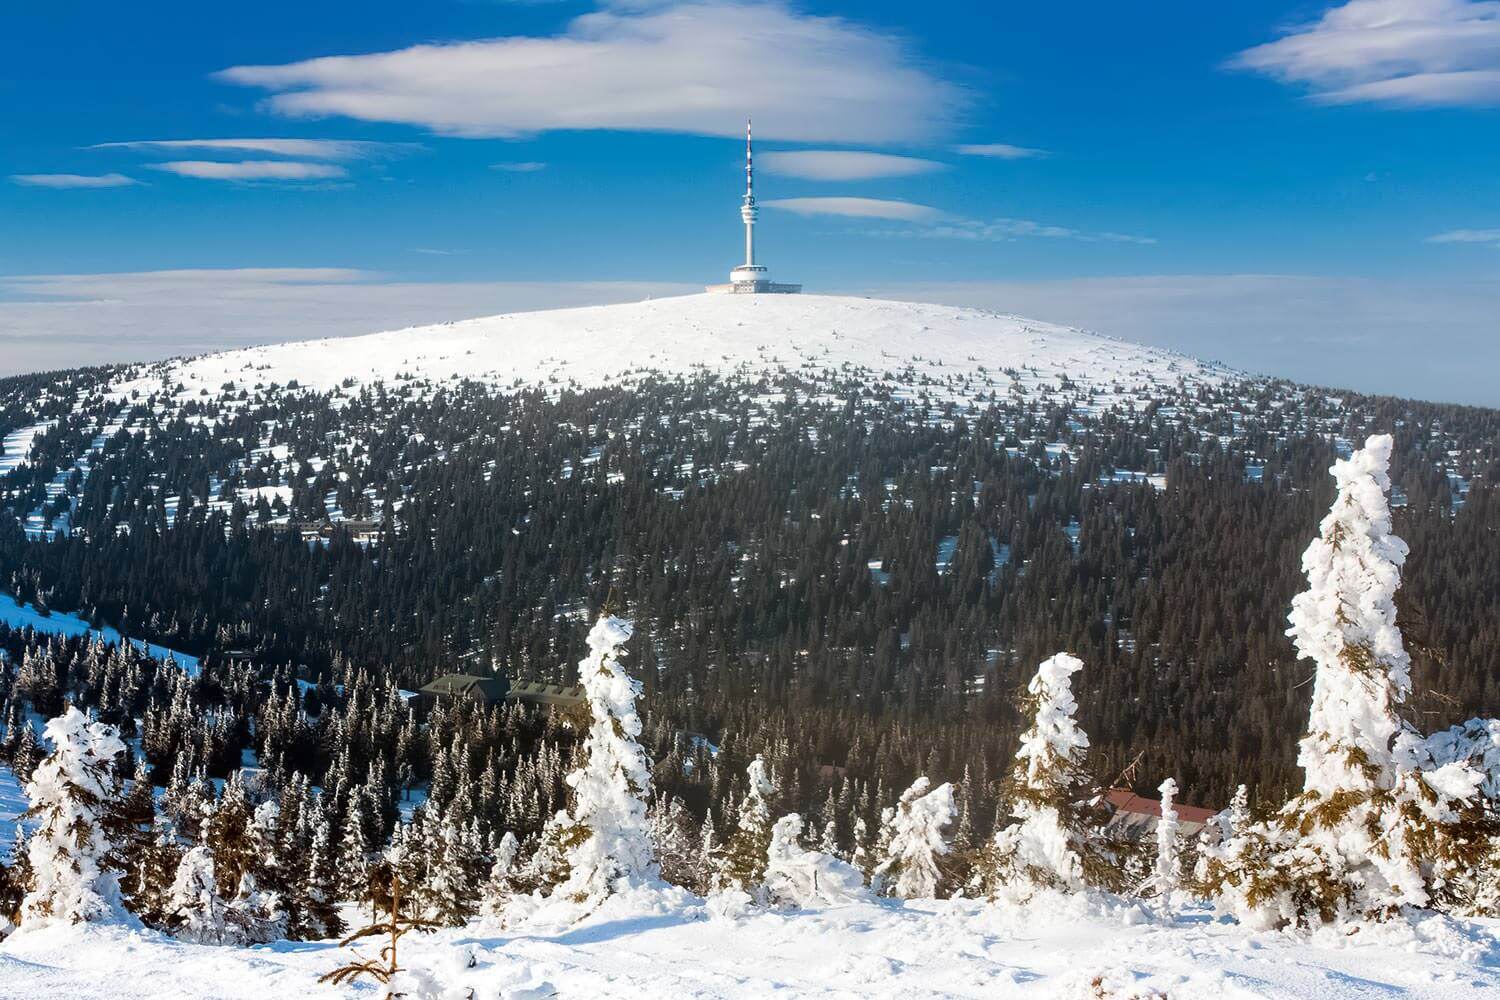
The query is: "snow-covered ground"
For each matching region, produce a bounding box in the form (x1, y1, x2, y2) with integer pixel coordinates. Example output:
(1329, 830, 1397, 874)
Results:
(1, 889, 1495, 999)
(0, 592, 199, 674)
(110, 293, 1236, 411)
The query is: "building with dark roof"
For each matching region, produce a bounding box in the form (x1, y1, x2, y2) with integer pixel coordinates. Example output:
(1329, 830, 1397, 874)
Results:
(417, 672, 584, 710)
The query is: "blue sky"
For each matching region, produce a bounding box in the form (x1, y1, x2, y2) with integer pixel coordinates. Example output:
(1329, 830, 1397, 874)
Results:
(3, 1, 1499, 404)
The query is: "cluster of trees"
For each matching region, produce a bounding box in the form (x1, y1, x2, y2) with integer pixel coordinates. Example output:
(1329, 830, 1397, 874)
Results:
(3, 435, 1497, 941)
(4, 358, 1500, 813)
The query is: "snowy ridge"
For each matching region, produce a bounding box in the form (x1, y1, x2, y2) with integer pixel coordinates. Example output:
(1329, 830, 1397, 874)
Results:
(112, 293, 1237, 407)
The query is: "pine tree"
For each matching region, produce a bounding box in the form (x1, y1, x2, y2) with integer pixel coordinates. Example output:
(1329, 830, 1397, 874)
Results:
(297, 812, 344, 939)
(20, 708, 127, 926)
(11, 724, 41, 783)
(872, 777, 954, 900)
(715, 756, 776, 896)
(975, 653, 1117, 900)
(203, 772, 258, 900)
(337, 804, 373, 906)
(1203, 436, 1498, 926)
(166, 846, 229, 944)
(480, 831, 521, 923)
(130, 816, 184, 928)
(552, 615, 657, 904)
(1150, 777, 1181, 908)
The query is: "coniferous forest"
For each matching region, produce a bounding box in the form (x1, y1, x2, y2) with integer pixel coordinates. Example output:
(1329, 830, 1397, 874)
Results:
(0, 356, 1496, 829)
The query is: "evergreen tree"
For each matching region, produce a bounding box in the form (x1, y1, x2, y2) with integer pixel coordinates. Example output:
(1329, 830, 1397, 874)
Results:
(20, 708, 127, 926)
(552, 615, 657, 904)
(480, 831, 521, 923)
(975, 653, 1117, 900)
(297, 812, 344, 939)
(1150, 777, 1181, 908)
(715, 756, 776, 897)
(872, 777, 954, 900)
(166, 846, 228, 944)
(1204, 436, 1498, 926)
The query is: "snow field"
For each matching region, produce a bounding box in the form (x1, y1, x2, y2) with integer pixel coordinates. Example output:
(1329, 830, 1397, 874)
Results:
(1, 889, 1496, 999)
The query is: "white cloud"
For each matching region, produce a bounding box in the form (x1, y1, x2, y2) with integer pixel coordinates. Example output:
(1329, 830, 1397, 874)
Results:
(952, 143, 1047, 159)
(758, 150, 944, 180)
(89, 138, 415, 159)
(1232, 0, 1500, 107)
(866, 274, 1500, 406)
(0, 268, 695, 376)
(150, 160, 348, 180)
(491, 161, 548, 172)
(10, 173, 140, 189)
(763, 196, 945, 221)
(1427, 227, 1500, 244)
(216, 1, 962, 143)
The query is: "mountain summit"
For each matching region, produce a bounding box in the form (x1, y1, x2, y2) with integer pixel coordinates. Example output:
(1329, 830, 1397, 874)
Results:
(121, 293, 1233, 408)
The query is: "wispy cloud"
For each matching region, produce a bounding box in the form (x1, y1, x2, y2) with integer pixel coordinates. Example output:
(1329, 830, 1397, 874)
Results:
(1231, 0, 1500, 107)
(953, 143, 1047, 159)
(216, 1, 963, 144)
(758, 150, 944, 181)
(150, 160, 348, 180)
(10, 173, 140, 189)
(1427, 227, 1500, 245)
(89, 138, 417, 159)
(491, 161, 547, 172)
(913, 217, 1156, 245)
(766, 196, 1154, 243)
(0, 268, 694, 376)
(763, 196, 946, 222)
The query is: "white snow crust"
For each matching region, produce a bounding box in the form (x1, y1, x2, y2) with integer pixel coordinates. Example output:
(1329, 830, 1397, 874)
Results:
(2, 888, 1496, 999)
(110, 293, 1233, 408)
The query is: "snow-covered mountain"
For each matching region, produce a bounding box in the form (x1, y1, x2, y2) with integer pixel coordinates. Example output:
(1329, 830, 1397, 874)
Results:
(114, 292, 1236, 408)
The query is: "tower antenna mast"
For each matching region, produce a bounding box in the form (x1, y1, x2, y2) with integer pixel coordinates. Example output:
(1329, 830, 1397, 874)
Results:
(707, 117, 800, 294)
(742, 118, 756, 269)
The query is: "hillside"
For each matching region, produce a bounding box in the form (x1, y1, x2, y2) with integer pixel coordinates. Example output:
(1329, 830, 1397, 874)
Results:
(0, 289, 1497, 808)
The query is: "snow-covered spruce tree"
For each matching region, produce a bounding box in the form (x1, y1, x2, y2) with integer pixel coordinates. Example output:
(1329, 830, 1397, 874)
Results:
(480, 831, 521, 922)
(872, 777, 955, 899)
(297, 811, 344, 939)
(1190, 784, 1247, 895)
(551, 615, 658, 905)
(19, 707, 128, 927)
(715, 755, 777, 896)
(650, 795, 705, 892)
(1149, 777, 1181, 907)
(1204, 435, 1496, 926)
(975, 653, 1119, 900)
(166, 846, 229, 944)
(108, 757, 157, 916)
(764, 813, 867, 908)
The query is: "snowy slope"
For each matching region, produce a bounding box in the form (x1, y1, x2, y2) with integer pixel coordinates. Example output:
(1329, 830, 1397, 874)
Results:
(0, 762, 22, 852)
(112, 293, 1236, 408)
(1, 890, 1495, 999)
(0, 593, 199, 674)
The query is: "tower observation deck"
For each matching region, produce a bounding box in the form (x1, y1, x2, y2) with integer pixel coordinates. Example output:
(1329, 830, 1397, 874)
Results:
(707, 120, 801, 294)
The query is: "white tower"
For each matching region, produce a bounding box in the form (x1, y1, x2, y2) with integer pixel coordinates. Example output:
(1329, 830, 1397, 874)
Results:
(708, 119, 800, 294)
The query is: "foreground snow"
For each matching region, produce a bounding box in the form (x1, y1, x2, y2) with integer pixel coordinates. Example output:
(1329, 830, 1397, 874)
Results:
(2, 889, 1495, 999)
